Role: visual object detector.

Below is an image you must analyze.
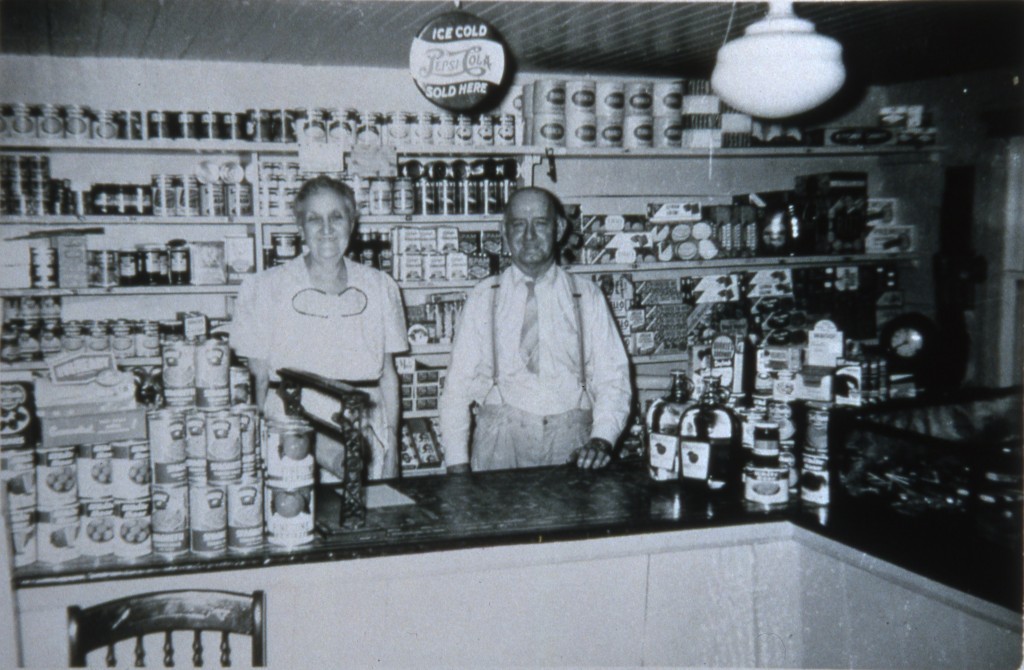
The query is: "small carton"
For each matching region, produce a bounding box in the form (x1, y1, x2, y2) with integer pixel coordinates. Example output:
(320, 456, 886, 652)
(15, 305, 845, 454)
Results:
(189, 241, 226, 285)
(224, 234, 256, 283)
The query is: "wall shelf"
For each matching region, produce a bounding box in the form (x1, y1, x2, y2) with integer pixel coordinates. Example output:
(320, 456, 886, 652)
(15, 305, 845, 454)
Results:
(1, 215, 258, 226)
(0, 285, 239, 297)
(566, 253, 915, 276)
(3, 356, 161, 372)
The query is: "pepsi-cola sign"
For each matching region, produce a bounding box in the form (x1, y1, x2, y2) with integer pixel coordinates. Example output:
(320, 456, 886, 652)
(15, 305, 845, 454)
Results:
(410, 11, 507, 111)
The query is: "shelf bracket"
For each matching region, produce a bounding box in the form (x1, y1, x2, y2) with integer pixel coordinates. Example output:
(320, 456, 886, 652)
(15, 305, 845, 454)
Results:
(544, 148, 557, 183)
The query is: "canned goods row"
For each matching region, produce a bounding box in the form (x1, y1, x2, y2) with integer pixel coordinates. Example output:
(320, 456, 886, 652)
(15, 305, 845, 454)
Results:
(0, 317, 161, 363)
(161, 336, 248, 409)
(0, 103, 522, 147)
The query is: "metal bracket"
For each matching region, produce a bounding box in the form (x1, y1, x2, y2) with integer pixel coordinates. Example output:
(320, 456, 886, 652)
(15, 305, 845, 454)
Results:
(544, 147, 558, 183)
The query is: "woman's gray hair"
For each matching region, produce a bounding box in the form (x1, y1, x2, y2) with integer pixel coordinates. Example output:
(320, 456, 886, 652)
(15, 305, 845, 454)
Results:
(293, 175, 358, 220)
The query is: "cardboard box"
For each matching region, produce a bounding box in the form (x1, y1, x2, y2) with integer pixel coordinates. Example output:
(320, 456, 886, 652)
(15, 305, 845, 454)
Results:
(1, 382, 38, 449)
(39, 408, 147, 449)
(54, 235, 88, 288)
(224, 234, 256, 283)
(189, 241, 226, 285)
(865, 225, 915, 254)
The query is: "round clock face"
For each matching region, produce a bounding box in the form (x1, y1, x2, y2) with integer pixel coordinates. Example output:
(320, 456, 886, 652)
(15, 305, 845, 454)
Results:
(891, 326, 925, 358)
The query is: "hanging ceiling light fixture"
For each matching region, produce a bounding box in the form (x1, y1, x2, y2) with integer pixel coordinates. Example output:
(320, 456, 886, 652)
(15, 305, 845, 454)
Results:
(711, 0, 846, 119)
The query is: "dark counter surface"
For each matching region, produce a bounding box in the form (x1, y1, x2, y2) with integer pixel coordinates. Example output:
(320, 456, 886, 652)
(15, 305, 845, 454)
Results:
(13, 462, 1022, 612)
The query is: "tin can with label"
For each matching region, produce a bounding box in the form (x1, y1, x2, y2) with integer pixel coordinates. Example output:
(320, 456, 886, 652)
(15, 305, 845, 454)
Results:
(1, 447, 36, 511)
(653, 115, 683, 148)
(623, 114, 654, 148)
(625, 81, 654, 116)
(37, 446, 78, 509)
(204, 409, 242, 483)
(82, 321, 110, 354)
(246, 109, 271, 142)
(412, 111, 433, 144)
(148, 111, 169, 139)
(92, 110, 119, 140)
(744, 464, 789, 508)
(198, 181, 224, 217)
(65, 105, 90, 138)
(565, 112, 597, 148)
(175, 174, 200, 217)
(227, 478, 264, 553)
(147, 409, 187, 485)
(779, 440, 799, 493)
(233, 405, 260, 458)
(9, 507, 37, 567)
(265, 482, 313, 547)
(533, 79, 566, 114)
(110, 440, 151, 500)
(76, 442, 113, 500)
(596, 116, 623, 147)
(768, 399, 796, 442)
(392, 178, 415, 216)
(151, 482, 189, 556)
(29, 246, 58, 289)
(532, 113, 566, 147)
(135, 320, 160, 357)
(189, 482, 227, 554)
(800, 453, 830, 506)
(229, 365, 252, 406)
(495, 114, 516, 146)
(596, 81, 626, 119)
(368, 177, 393, 215)
(79, 497, 116, 557)
(264, 416, 314, 486)
(474, 114, 494, 145)
(37, 504, 80, 563)
(184, 408, 207, 482)
(113, 497, 152, 559)
(386, 111, 410, 145)
(87, 250, 119, 288)
(435, 112, 456, 145)
(270, 232, 301, 262)
(653, 80, 685, 116)
(37, 104, 63, 138)
(161, 338, 196, 406)
(195, 337, 231, 408)
(454, 114, 473, 146)
(804, 402, 831, 454)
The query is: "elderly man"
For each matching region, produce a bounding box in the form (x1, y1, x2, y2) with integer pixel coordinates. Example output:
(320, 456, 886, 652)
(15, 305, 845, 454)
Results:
(439, 187, 631, 472)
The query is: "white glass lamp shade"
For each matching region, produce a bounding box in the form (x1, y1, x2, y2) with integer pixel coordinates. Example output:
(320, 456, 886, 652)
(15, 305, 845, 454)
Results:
(711, 1, 846, 119)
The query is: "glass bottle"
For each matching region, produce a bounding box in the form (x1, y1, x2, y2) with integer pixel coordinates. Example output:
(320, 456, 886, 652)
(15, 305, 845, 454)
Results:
(678, 376, 741, 492)
(645, 370, 694, 481)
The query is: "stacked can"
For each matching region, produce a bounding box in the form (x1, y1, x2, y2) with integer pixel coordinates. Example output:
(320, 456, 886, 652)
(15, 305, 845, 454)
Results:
(2, 441, 37, 567)
(263, 416, 315, 547)
(721, 102, 754, 148)
(77, 442, 116, 559)
(768, 399, 799, 496)
(1, 154, 56, 216)
(530, 79, 566, 148)
(653, 80, 684, 148)
(623, 81, 654, 149)
(596, 81, 625, 147)
(681, 79, 723, 149)
(147, 409, 189, 557)
(564, 80, 597, 148)
(109, 439, 153, 560)
(800, 401, 832, 505)
(36, 443, 82, 563)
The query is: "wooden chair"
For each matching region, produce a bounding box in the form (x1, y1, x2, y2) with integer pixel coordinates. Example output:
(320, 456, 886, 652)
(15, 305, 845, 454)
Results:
(67, 589, 265, 667)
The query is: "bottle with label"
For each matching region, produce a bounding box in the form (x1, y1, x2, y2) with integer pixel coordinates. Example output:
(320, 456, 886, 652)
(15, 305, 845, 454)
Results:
(678, 376, 742, 492)
(744, 421, 790, 509)
(645, 370, 694, 481)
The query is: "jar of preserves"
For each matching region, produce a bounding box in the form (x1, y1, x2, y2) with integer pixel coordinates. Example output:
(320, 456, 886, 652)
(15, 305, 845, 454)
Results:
(368, 177, 392, 215)
(168, 242, 191, 285)
(85, 320, 110, 353)
(117, 249, 140, 286)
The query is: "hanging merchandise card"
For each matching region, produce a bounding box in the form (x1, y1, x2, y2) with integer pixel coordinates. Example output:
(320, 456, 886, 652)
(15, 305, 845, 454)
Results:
(299, 140, 345, 174)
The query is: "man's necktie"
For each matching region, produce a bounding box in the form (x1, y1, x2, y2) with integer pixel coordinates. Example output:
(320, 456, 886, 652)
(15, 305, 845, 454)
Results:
(520, 280, 539, 374)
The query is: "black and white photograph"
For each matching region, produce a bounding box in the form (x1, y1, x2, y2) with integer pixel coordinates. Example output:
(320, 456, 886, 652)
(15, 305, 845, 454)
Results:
(0, 0, 1022, 667)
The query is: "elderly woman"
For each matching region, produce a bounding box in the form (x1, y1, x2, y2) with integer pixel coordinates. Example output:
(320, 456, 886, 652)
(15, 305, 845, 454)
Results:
(231, 175, 407, 479)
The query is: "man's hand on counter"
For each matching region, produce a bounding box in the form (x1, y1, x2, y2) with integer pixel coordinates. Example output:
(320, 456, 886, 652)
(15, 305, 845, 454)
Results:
(572, 438, 614, 470)
(447, 463, 472, 475)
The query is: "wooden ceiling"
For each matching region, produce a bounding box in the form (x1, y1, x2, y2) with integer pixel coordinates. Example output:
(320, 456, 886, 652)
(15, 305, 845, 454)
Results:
(1, 1, 1022, 84)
